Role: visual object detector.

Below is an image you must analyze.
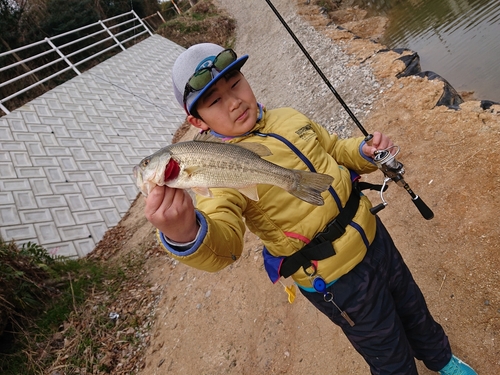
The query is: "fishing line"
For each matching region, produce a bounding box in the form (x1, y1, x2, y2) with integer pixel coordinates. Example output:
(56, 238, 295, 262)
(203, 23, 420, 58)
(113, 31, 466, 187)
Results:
(263, 0, 372, 142)
(89, 72, 180, 117)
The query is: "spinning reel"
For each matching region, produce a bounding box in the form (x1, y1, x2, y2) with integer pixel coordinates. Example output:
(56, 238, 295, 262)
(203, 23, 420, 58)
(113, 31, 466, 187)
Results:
(369, 145, 433, 220)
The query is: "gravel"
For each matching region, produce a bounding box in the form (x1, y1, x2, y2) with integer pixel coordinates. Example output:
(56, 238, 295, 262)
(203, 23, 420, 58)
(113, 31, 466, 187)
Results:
(215, 0, 381, 138)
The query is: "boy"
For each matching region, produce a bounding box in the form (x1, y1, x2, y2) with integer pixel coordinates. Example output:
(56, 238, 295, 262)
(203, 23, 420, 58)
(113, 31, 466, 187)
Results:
(144, 43, 477, 375)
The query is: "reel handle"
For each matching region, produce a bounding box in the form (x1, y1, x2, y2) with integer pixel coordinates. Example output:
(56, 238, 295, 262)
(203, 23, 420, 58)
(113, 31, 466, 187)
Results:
(374, 147, 434, 220)
(370, 203, 386, 215)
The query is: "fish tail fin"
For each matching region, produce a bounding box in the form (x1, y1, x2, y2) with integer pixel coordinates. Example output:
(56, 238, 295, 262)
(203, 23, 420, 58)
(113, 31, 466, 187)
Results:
(290, 170, 334, 206)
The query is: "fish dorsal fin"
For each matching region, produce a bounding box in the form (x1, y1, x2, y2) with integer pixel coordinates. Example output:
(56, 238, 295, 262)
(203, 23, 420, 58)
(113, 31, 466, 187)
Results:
(193, 131, 272, 157)
(193, 131, 222, 143)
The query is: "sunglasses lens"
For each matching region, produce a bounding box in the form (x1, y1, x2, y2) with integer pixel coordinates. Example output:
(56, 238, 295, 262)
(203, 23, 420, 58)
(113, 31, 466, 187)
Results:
(188, 69, 213, 91)
(213, 49, 236, 71)
(183, 49, 238, 106)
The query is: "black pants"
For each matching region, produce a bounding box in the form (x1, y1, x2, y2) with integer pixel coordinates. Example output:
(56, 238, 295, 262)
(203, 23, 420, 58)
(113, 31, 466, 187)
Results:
(300, 217, 451, 375)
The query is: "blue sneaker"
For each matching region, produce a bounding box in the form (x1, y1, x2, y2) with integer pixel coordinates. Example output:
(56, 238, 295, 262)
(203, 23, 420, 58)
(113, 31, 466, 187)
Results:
(438, 355, 477, 375)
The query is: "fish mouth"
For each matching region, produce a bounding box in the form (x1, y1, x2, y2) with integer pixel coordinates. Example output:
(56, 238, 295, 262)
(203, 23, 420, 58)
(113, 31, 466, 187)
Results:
(133, 165, 141, 180)
(133, 165, 144, 190)
(133, 165, 149, 196)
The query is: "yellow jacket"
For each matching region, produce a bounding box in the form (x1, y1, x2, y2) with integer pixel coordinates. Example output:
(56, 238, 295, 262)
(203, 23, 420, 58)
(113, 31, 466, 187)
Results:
(158, 107, 378, 289)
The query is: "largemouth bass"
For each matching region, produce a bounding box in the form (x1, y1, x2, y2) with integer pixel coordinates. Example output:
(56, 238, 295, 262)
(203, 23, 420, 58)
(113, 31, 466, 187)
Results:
(133, 136, 334, 206)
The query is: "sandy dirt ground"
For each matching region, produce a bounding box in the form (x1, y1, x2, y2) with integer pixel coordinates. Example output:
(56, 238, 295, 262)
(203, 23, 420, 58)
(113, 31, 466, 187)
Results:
(99, 1, 500, 374)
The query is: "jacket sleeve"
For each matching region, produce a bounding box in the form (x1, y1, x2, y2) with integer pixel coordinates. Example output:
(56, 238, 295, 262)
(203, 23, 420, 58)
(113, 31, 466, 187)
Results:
(157, 189, 247, 272)
(309, 119, 378, 174)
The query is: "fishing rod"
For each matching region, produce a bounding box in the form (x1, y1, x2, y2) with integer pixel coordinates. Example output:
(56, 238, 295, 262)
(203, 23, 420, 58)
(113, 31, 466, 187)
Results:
(264, 0, 434, 220)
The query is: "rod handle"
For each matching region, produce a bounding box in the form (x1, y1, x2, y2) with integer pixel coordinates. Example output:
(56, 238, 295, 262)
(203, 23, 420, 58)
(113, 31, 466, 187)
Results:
(412, 195, 434, 220)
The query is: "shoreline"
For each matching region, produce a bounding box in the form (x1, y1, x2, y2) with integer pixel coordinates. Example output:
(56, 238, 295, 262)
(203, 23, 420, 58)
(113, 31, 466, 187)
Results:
(302, 0, 498, 104)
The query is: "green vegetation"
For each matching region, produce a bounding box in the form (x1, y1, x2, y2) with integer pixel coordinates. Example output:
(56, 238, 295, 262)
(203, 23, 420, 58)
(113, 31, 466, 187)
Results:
(0, 237, 138, 375)
(157, 0, 236, 49)
(314, 0, 342, 12)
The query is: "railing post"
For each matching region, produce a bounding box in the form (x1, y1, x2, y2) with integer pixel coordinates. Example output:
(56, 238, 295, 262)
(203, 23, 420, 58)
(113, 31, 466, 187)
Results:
(142, 18, 154, 33)
(0, 103, 10, 115)
(171, 0, 182, 15)
(99, 20, 126, 51)
(132, 10, 154, 37)
(157, 11, 166, 23)
(45, 38, 81, 76)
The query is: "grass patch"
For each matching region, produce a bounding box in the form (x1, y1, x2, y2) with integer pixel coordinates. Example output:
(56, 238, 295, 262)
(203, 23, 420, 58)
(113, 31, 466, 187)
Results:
(0, 235, 156, 375)
(314, 0, 342, 13)
(157, 0, 236, 49)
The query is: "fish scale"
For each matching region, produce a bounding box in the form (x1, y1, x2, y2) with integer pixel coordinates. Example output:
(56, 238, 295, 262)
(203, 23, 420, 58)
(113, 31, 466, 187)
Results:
(169, 141, 300, 190)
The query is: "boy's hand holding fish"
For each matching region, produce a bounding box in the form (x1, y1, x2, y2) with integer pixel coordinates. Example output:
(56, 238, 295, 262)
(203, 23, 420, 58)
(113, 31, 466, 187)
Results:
(145, 185, 199, 243)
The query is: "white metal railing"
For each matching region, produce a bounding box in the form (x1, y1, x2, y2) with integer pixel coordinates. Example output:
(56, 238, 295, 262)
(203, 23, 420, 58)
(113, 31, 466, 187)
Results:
(0, 10, 157, 115)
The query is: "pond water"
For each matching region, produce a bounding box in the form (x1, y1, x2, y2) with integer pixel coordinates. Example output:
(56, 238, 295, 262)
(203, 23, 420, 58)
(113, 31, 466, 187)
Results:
(350, 0, 500, 102)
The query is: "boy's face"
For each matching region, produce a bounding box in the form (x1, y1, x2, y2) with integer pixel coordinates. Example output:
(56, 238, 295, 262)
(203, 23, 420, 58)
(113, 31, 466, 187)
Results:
(187, 71, 258, 137)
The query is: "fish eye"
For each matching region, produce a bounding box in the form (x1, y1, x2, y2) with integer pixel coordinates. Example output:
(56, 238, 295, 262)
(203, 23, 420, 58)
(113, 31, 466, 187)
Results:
(141, 159, 150, 167)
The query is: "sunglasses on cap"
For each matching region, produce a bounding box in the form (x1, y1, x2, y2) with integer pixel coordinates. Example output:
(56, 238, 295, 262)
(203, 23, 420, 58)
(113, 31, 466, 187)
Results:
(182, 49, 238, 107)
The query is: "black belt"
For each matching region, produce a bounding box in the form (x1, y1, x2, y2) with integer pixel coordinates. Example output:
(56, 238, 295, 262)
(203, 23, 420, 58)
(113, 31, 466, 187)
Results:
(279, 183, 362, 278)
